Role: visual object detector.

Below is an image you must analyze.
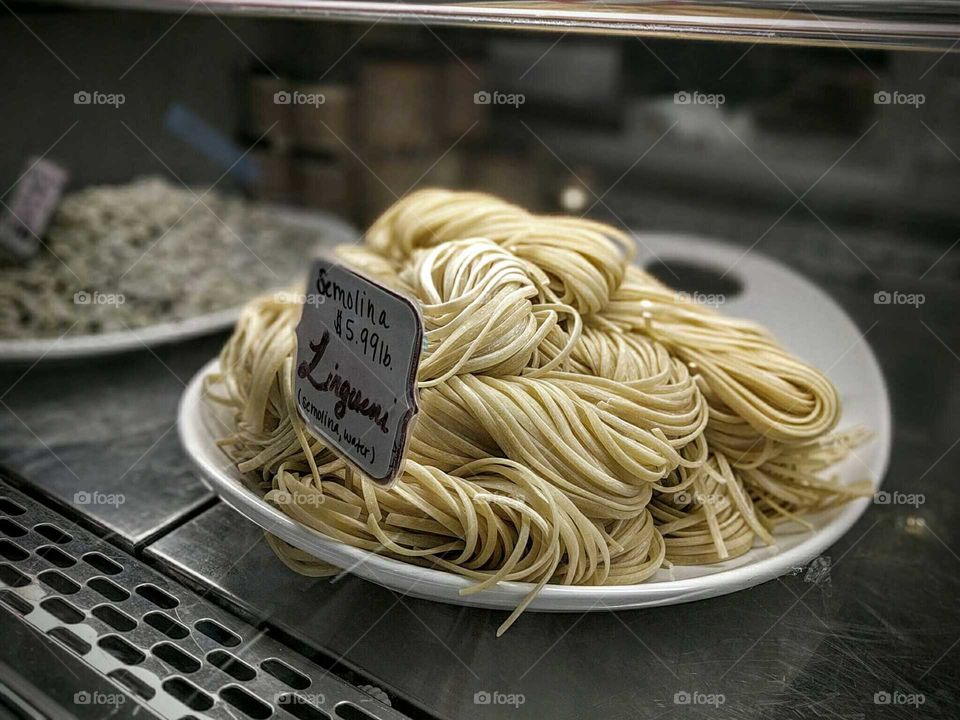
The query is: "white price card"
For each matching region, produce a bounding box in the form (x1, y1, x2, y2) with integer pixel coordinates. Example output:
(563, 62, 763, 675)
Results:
(293, 259, 423, 487)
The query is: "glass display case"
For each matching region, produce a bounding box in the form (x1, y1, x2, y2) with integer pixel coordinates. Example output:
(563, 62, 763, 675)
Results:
(1, 1, 958, 719)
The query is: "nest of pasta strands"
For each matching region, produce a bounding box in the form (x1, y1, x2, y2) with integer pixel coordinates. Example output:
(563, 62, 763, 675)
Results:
(205, 189, 872, 635)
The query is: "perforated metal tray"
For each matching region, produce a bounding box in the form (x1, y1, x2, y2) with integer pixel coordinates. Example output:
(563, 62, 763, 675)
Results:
(0, 481, 413, 720)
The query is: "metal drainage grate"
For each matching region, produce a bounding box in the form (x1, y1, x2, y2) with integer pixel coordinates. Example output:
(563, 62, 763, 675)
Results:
(0, 482, 411, 720)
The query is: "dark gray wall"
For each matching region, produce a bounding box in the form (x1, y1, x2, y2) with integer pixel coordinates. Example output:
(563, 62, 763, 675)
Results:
(0, 7, 361, 189)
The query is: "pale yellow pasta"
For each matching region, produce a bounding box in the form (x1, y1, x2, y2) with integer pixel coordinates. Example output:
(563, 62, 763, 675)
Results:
(205, 189, 870, 635)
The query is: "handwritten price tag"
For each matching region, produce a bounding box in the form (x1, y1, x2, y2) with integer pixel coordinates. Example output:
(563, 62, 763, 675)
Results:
(293, 259, 423, 486)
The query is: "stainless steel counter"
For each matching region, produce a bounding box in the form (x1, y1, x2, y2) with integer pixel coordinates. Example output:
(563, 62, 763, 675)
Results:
(3, 226, 959, 719)
(0, 334, 225, 550)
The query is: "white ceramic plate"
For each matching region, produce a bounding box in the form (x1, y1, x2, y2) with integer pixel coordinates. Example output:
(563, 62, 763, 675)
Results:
(178, 234, 891, 612)
(0, 207, 357, 363)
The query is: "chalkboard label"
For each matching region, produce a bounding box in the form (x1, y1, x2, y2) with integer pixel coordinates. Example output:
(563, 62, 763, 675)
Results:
(293, 259, 423, 486)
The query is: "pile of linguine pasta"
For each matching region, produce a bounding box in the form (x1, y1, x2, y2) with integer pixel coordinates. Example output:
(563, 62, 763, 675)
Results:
(205, 189, 872, 634)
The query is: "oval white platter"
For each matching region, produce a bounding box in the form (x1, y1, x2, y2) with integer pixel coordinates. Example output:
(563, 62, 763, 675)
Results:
(178, 234, 891, 612)
(0, 207, 357, 363)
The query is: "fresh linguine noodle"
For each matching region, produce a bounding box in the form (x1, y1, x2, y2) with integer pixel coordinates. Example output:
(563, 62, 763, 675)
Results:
(205, 189, 872, 635)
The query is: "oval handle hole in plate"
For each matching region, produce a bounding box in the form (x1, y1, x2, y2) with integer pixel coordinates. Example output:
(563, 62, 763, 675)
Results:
(643, 258, 744, 303)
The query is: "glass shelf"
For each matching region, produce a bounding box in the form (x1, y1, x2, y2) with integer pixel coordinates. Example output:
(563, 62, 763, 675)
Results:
(34, 0, 960, 50)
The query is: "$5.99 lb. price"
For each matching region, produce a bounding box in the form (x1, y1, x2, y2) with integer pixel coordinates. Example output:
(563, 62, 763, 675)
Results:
(333, 309, 392, 370)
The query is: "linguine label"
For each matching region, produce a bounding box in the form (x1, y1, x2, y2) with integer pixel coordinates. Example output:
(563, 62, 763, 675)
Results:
(0, 158, 68, 261)
(293, 258, 423, 487)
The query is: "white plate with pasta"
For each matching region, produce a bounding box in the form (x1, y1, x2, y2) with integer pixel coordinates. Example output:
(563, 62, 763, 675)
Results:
(179, 230, 891, 615)
(0, 182, 357, 362)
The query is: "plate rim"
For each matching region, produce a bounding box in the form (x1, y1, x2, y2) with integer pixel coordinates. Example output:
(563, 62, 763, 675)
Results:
(177, 234, 892, 612)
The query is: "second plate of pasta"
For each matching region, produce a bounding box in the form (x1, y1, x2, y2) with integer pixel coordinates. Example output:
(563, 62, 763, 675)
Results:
(0, 179, 357, 362)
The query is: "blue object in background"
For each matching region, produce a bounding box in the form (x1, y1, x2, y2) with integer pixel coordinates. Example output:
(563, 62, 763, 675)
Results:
(163, 103, 260, 188)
